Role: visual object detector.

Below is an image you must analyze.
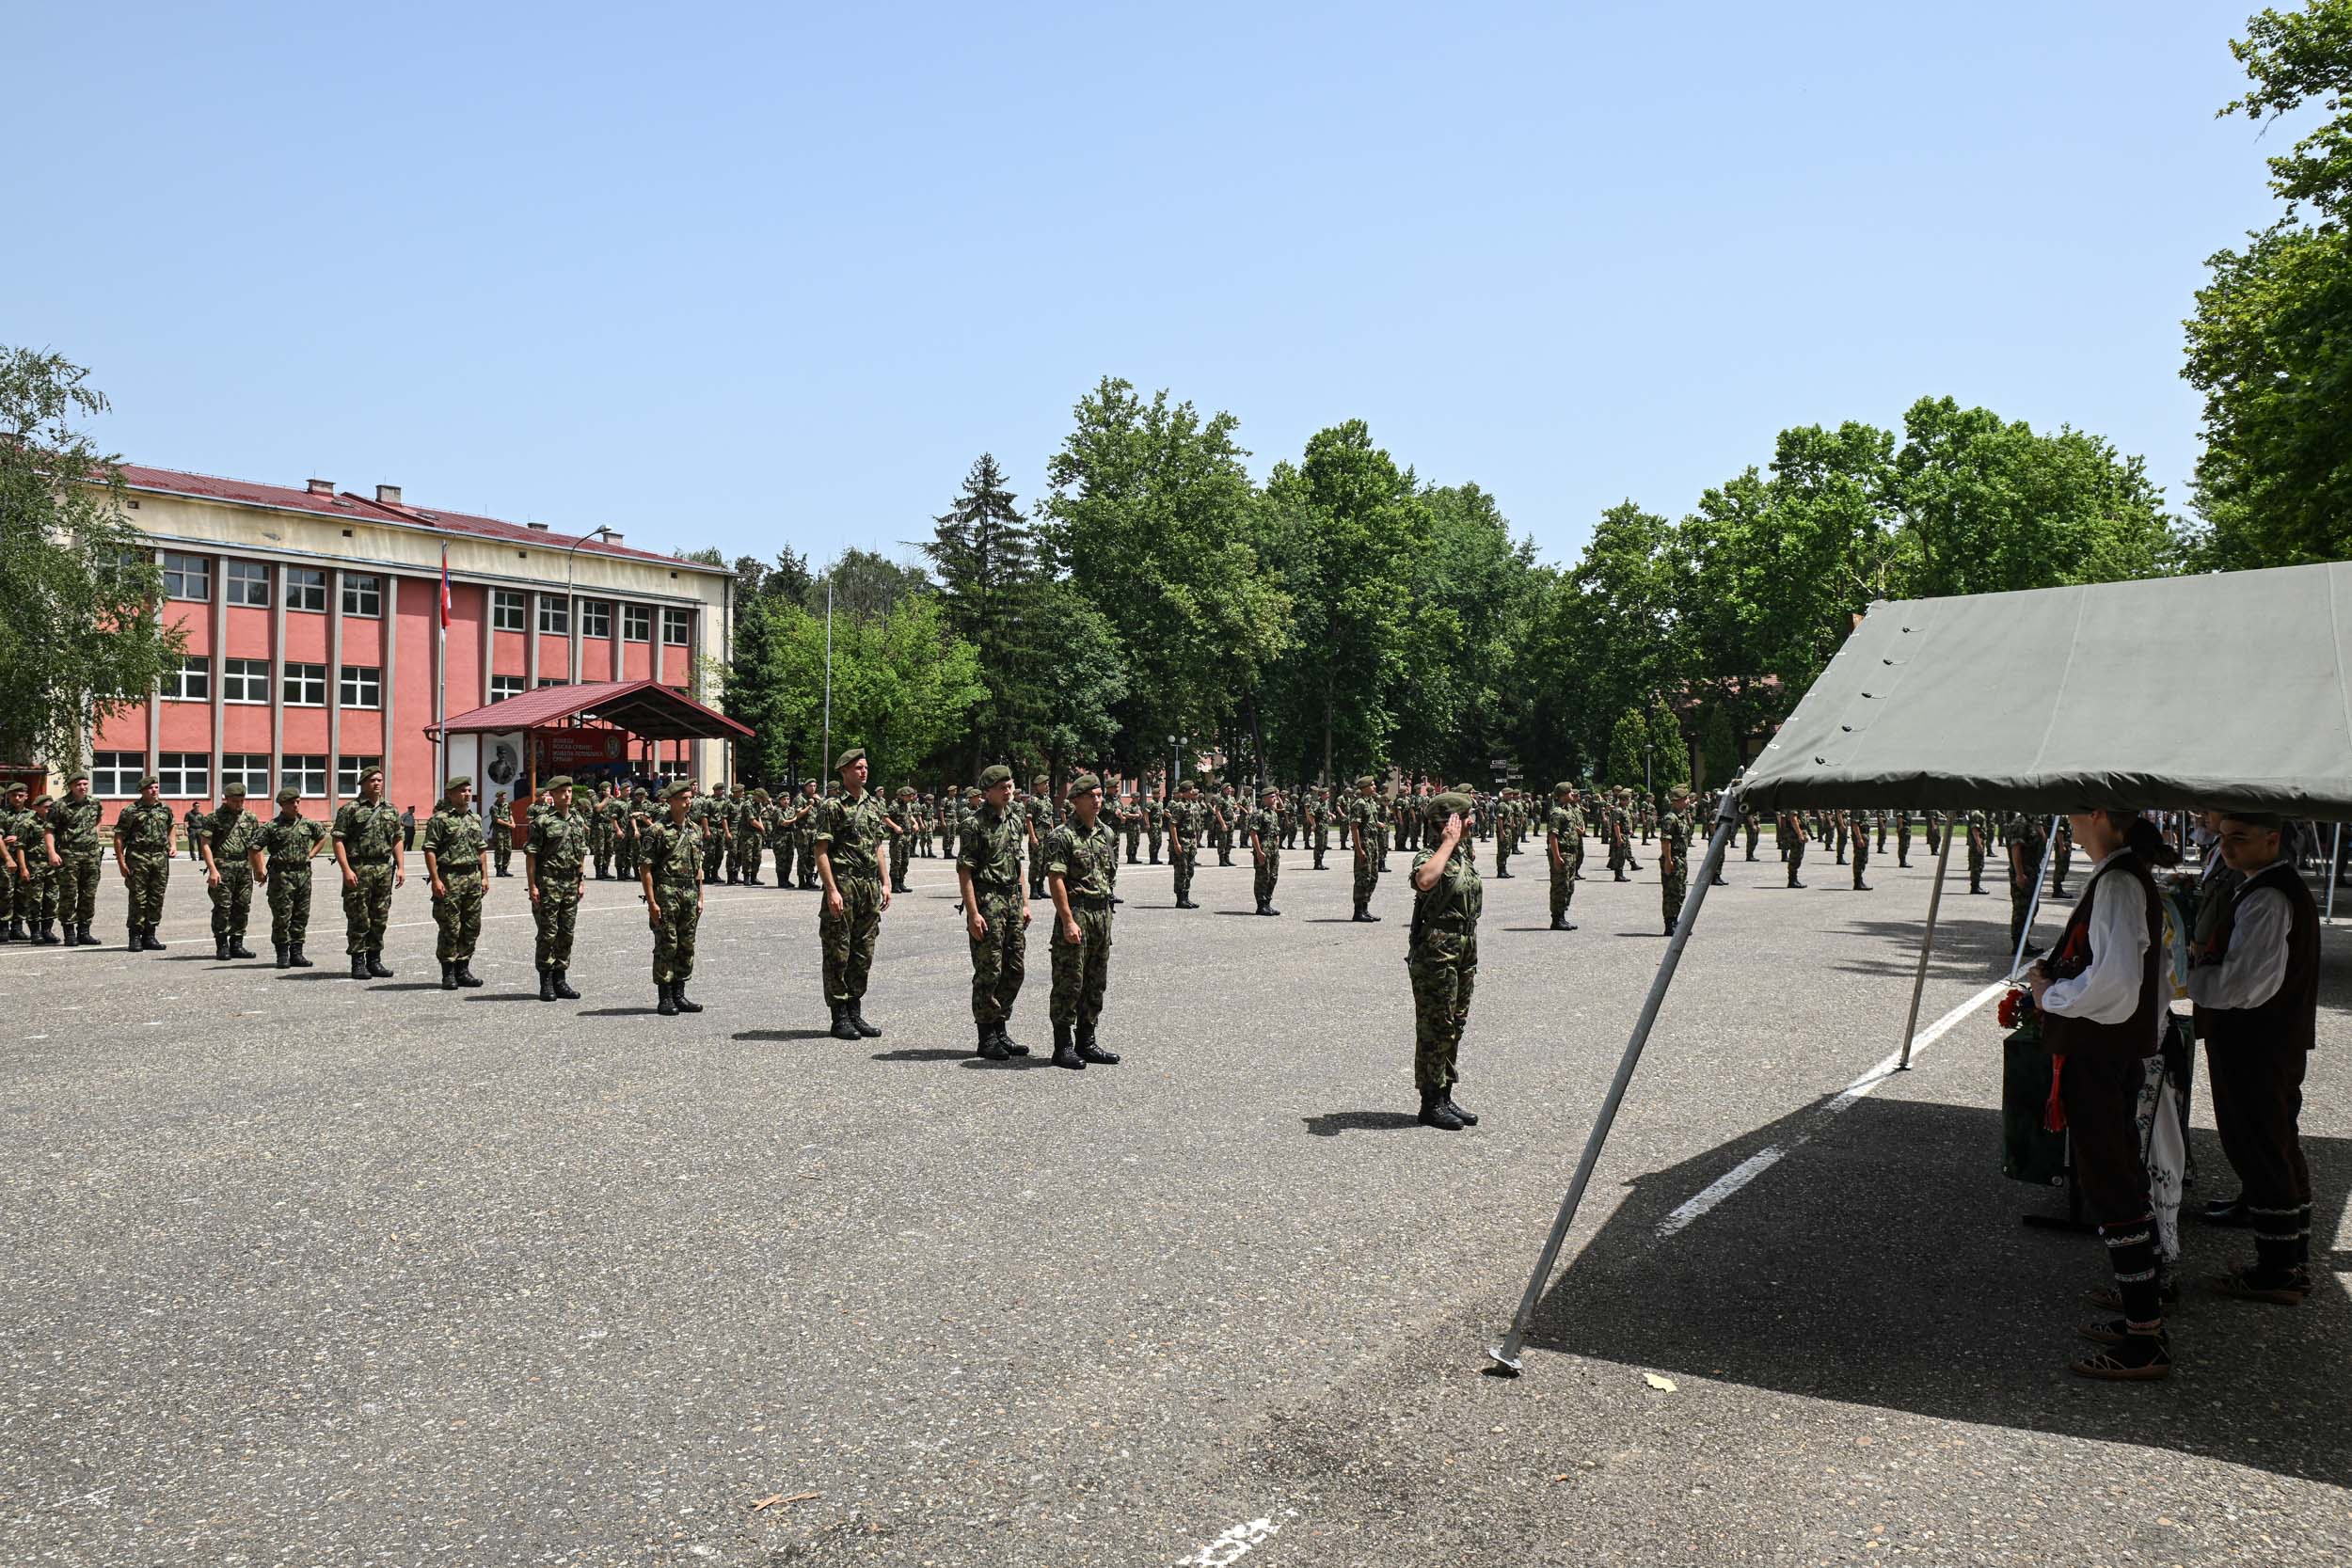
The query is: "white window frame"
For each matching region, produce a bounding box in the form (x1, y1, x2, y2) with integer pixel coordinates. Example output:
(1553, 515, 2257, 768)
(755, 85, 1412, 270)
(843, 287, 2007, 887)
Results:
(661, 608, 691, 646)
(623, 604, 651, 642)
(220, 753, 271, 800)
(225, 560, 271, 608)
(492, 590, 526, 632)
(162, 552, 210, 602)
(157, 752, 211, 798)
(92, 751, 146, 799)
(281, 754, 327, 800)
(488, 673, 527, 703)
(336, 756, 382, 797)
(537, 595, 569, 636)
(339, 665, 382, 709)
(579, 599, 611, 639)
(536, 677, 567, 689)
(282, 662, 328, 707)
(165, 654, 211, 703)
(284, 567, 327, 613)
(222, 657, 272, 705)
(342, 574, 382, 618)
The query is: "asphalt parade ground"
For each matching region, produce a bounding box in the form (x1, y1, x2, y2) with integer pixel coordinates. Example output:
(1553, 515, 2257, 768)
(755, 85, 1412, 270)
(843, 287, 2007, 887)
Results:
(4, 835, 2347, 1567)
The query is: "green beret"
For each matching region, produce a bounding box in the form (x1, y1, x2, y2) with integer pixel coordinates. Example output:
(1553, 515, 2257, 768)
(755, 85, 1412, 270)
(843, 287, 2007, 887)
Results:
(1261, 787, 1279, 800)
(1431, 791, 1474, 817)
(358, 765, 384, 784)
(275, 786, 302, 804)
(1067, 772, 1101, 797)
(542, 775, 572, 792)
(751, 788, 770, 800)
(222, 782, 246, 798)
(835, 747, 866, 772)
(139, 774, 161, 789)
(1354, 774, 1376, 789)
(660, 780, 693, 801)
(67, 771, 88, 784)
(1554, 781, 1575, 796)
(445, 774, 473, 794)
(3, 781, 24, 794)
(978, 764, 1013, 788)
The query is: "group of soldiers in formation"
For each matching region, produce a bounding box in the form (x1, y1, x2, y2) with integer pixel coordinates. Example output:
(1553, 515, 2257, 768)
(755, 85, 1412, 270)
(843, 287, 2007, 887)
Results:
(8, 757, 2082, 1132)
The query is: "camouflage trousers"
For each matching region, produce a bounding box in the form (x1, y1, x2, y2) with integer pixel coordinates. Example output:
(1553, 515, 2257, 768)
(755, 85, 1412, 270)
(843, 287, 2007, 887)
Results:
(122, 851, 169, 928)
(17, 863, 55, 926)
(614, 832, 638, 879)
(820, 875, 882, 1003)
(267, 869, 313, 948)
(1784, 843, 1805, 884)
(1311, 824, 1327, 867)
(1966, 846, 1985, 890)
(2010, 878, 2036, 953)
(209, 863, 255, 940)
(651, 883, 699, 982)
(1549, 860, 1576, 920)
(434, 871, 484, 961)
(342, 862, 394, 953)
(1408, 932, 1477, 1094)
(1661, 866, 1686, 927)
(1123, 823, 1140, 863)
(1851, 836, 1869, 889)
(1049, 902, 1111, 1031)
(591, 822, 615, 877)
(1495, 839, 1513, 876)
(702, 833, 725, 880)
(492, 833, 512, 875)
(1146, 826, 1162, 863)
(1352, 847, 1380, 911)
(966, 889, 1026, 1028)
(1170, 847, 1195, 904)
(737, 832, 763, 881)
(1743, 821, 1759, 860)
(533, 879, 581, 970)
(57, 855, 101, 926)
(1253, 848, 1279, 907)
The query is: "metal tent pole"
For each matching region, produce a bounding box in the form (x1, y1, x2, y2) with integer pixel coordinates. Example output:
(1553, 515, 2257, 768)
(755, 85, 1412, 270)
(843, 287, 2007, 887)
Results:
(2007, 815, 2063, 981)
(1490, 790, 1740, 1375)
(1897, 827, 1955, 1070)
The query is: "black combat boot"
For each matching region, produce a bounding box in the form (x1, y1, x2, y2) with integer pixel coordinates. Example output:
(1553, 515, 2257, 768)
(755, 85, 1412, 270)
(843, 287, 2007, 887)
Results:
(274, 944, 289, 969)
(454, 961, 483, 988)
(439, 962, 459, 991)
(367, 951, 393, 978)
(1051, 1022, 1084, 1070)
(1418, 1089, 1464, 1132)
(34, 920, 57, 944)
(1441, 1085, 1479, 1126)
(353, 952, 372, 979)
(847, 1002, 882, 1038)
(289, 943, 314, 968)
(215, 937, 230, 961)
(977, 1022, 1009, 1061)
(672, 979, 702, 1013)
(230, 936, 256, 959)
(59, 923, 77, 946)
(1075, 1025, 1119, 1066)
(829, 1002, 860, 1041)
(657, 982, 678, 1017)
(551, 968, 580, 1000)
(145, 926, 167, 950)
(1549, 914, 1572, 931)
(997, 1025, 1030, 1057)
(538, 968, 557, 1001)
(125, 926, 143, 952)
(0, 918, 15, 942)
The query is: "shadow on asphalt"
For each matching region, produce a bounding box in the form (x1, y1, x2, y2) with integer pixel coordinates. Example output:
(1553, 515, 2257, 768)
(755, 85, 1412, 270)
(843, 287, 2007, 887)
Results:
(730, 1028, 840, 1042)
(1518, 1093, 2351, 1486)
(871, 1048, 968, 1063)
(1302, 1110, 1421, 1136)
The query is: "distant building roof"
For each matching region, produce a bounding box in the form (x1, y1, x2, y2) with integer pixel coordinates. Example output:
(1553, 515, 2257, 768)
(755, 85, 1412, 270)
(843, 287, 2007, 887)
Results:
(430, 679, 754, 743)
(111, 461, 725, 574)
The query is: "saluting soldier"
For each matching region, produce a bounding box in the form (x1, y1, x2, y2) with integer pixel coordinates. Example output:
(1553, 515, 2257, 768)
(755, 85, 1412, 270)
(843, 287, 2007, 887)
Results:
(490, 791, 515, 877)
(1546, 782, 1581, 932)
(1407, 790, 1483, 1132)
(332, 766, 405, 979)
(816, 747, 892, 1039)
(959, 764, 1031, 1060)
(422, 776, 490, 990)
(47, 771, 104, 946)
(1043, 772, 1121, 1069)
(1348, 775, 1384, 922)
(526, 775, 591, 1000)
(1249, 785, 1283, 916)
(199, 783, 264, 960)
(248, 786, 327, 967)
(114, 775, 177, 950)
(641, 779, 707, 1016)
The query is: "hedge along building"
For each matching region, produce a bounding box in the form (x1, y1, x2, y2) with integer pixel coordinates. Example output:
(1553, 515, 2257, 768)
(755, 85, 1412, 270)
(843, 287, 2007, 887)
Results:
(81, 463, 735, 824)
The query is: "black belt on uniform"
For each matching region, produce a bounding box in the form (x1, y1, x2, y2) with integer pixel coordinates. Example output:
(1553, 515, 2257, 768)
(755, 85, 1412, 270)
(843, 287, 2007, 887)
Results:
(1069, 892, 1113, 908)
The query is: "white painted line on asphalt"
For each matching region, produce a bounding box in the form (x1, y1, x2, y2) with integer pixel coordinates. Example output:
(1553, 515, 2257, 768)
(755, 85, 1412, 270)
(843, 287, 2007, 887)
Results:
(1174, 1511, 1295, 1567)
(1656, 977, 2012, 1240)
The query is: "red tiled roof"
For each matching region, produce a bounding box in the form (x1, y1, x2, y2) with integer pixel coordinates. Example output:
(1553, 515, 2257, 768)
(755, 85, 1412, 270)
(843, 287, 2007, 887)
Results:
(430, 679, 754, 742)
(112, 462, 721, 572)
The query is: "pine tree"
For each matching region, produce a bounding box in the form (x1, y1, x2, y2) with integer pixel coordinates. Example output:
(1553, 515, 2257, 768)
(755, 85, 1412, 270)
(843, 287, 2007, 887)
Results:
(920, 454, 1038, 764)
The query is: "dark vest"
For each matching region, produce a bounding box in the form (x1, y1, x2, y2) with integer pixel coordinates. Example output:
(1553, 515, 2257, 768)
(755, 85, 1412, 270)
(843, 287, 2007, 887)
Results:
(2041, 851, 2164, 1061)
(2194, 859, 2318, 1055)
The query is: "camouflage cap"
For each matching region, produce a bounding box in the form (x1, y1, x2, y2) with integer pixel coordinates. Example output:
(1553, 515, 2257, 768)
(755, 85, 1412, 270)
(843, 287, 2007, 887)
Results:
(897, 786, 914, 799)
(1067, 772, 1101, 797)
(978, 764, 1013, 788)
(660, 779, 693, 802)
(222, 782, 247, 799)
(445, 774, 473, 794)
(1431, 791, 1474, 817)
(542, 774, 572, 792)
(834, 747, 866, 772)
(275, 786, 302, 804)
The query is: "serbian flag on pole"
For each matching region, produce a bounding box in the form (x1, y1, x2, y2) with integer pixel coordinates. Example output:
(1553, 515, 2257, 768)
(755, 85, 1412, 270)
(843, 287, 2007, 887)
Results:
(437, 545, 453, 629)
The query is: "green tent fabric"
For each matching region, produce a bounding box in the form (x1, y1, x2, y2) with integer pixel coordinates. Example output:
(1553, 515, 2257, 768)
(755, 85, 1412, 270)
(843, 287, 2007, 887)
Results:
(1737, 562, 2352, 817)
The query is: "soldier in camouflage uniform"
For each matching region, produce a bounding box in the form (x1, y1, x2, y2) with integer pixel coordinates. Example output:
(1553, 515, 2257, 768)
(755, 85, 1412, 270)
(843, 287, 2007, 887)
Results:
(526, 773, 591, 1000)
(1167, 781, 1202, 909)
(817, 747, 892, 1040)
(1348, 775, 1384, 922)
(1545, 782, 1582, 932)
(0, 783, 46, 944)
(620, 785, 651, 879)
(1044, 772, 1120, 1069)
(697, 783, 731, 883)
(1407, 791, 1483, 1132)
(248, 786, 327, 967)
(1893, 809, 1913, 868)
(1144, 787, 1166, 864)
(113, 776, 177, 950)
(1248, 785, 1283, 916)
(1658, 789, 1692, 937)
(1024, 776, 1055, 900)
(490, 791, 515, 876)
(332, 765, 406, 979)
(640, 780, 707, 1016)
(48, 771, 105, 945)
(199, 782, 265, 960)
(421, 776, 490, 990)
(1965, 808, 1990, 894)
(1775, 810, 1808, 889)
(735, 787, 769, 884)
(1850, 804, 1872, 891)
(183, 800, 207, 863)
(885, 787, 916, 894)
(589, 781, 618, 879)
(0, 780, 26, 943)
(1210, 782, 1237, 867)
(959, 764, 1031, 1059)
(2003, 811, 2048, 958)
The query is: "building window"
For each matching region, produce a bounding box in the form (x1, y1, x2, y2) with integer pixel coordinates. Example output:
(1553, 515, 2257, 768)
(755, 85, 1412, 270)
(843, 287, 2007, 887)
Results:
(662, 608, 691, 646)
(336, 756, 382, 797)
(283, 662, 328, 706)
(221, 753, 271, 800)
(157, 752, 211, 798)
(285, 567, 328, 612)
(492, 590, 525, 632)
(281, 755, 327, 799)
(538, 595, 569, 635)
(339, 665, 382, 709)
(342, 574, 381, 617)
(623, 604, 651, 642)
(580, 599, 611, 639)
(488, 673, 527, 703)
(165, 655, 211, 703)
(536, 677, 566, 689)
(162, 552, 210, 601)
(226, 560, 271, 608)
(92, 752, 145, 798)
(222, 657, 272, 705)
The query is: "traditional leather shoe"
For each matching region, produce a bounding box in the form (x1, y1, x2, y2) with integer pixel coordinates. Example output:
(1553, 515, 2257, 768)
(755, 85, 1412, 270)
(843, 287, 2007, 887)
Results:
(829, 1003, 861, 1041)
(1418, 1090, 1464, 1132)
(1051, 1022, 1085, 1070)
(672, 982, 702, 1014)
(551, 968, 580, 1000)
(657, 982, 679, 1017)
(366, 951, 394, 978)
(847, 1005, 882, 1038)
(2197, 1196, 2249, 1227)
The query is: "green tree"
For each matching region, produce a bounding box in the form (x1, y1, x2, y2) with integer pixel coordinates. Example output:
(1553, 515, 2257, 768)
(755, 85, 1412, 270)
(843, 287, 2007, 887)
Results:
(1646, 701, 1691, 794)
(0, 348, 185, 769)
(760, 594, 982, 788)
(1605, 708, 1648, 789)
(810, 547, 930, 620)
(920, 453, 1041, 767)
(1022, 582, 1129, 788)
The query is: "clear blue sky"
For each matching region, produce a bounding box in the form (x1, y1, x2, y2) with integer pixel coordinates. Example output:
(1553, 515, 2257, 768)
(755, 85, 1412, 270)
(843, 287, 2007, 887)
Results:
(7, 3, 2288, 570)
